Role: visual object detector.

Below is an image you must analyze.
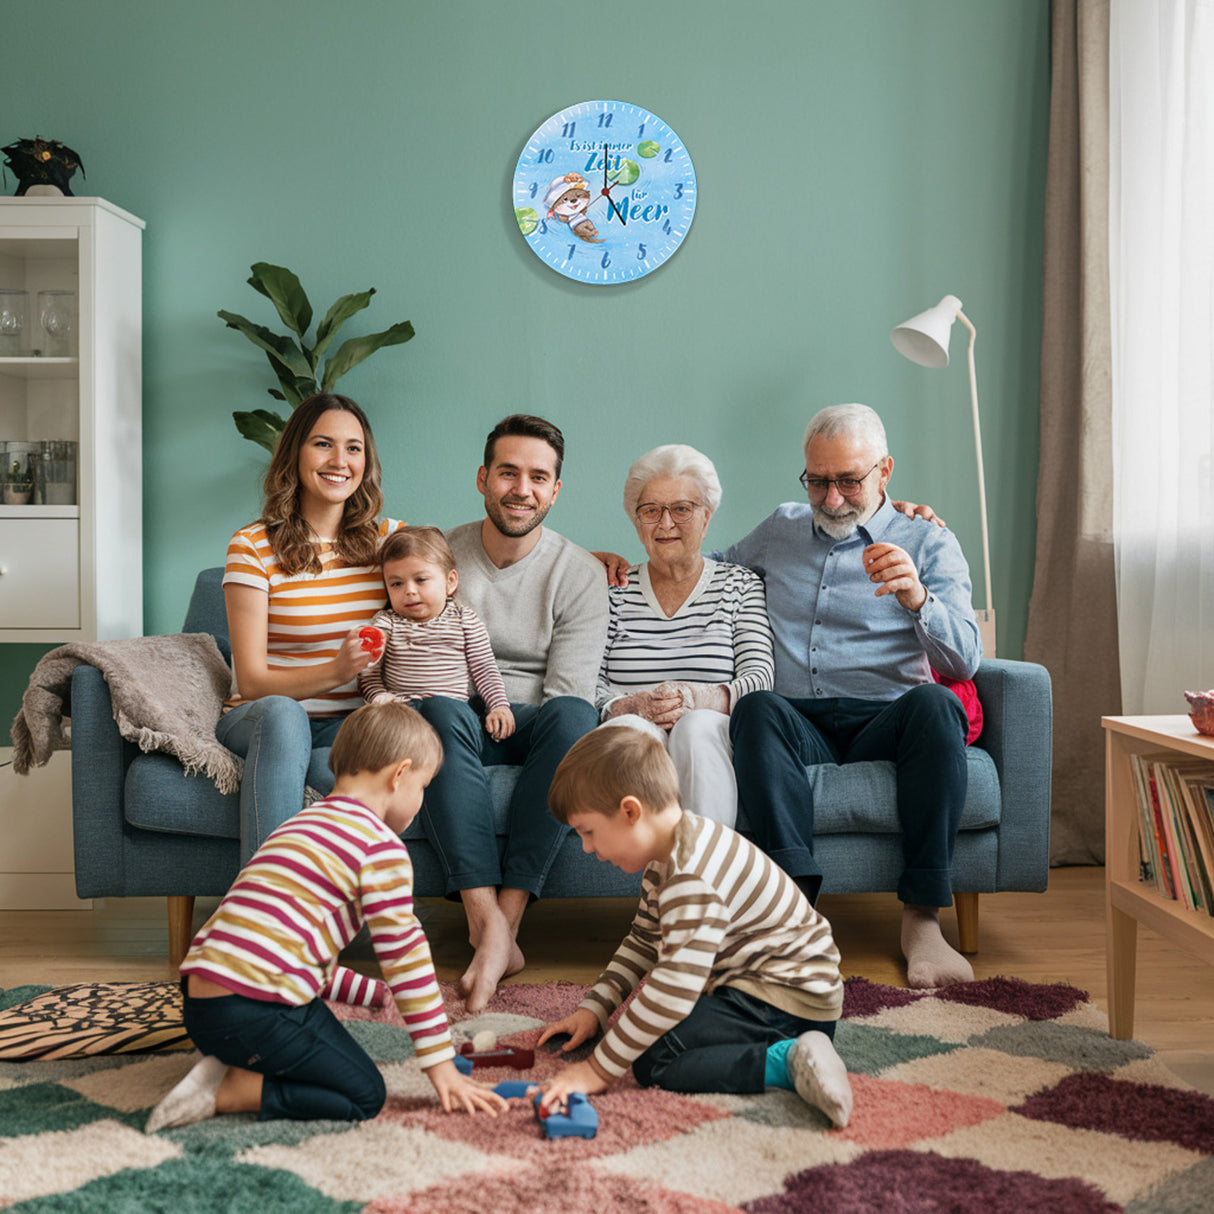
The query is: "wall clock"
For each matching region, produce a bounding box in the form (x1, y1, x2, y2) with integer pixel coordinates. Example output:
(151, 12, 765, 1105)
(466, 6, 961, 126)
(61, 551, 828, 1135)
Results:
(512, 100, 696, 285)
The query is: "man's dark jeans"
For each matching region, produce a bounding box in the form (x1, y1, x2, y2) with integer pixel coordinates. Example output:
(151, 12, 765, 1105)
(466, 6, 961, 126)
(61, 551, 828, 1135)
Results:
(730, 683, 968, 906)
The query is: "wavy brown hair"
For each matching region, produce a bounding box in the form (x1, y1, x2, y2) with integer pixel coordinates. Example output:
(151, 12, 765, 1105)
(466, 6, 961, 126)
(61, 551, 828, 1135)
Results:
(261, 393, 384, 576)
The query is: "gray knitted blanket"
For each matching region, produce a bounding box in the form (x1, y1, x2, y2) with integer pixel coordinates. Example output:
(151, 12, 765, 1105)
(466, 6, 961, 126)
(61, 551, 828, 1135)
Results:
(10, 633, 241, 794)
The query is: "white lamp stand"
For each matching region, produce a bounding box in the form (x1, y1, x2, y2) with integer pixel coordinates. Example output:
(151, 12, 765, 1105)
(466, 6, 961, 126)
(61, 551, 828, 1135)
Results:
(891, 294, 996, 656)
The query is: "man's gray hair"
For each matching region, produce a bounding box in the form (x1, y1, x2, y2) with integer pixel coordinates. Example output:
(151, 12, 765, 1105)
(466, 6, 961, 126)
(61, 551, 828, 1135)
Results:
(803, 404, 889, 460)
(622, 443, 723, 517)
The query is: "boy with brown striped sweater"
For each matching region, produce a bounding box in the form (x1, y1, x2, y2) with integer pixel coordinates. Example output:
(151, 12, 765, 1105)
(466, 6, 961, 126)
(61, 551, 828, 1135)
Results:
(538, 726, 853, 1128)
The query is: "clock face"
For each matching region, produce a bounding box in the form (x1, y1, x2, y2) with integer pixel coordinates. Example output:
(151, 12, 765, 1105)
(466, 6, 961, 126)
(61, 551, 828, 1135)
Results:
(513, 100, 696, 285)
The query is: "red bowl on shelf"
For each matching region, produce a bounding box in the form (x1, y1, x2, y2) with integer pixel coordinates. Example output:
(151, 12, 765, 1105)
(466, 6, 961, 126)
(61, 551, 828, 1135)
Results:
(1184, 690, 1214, 736)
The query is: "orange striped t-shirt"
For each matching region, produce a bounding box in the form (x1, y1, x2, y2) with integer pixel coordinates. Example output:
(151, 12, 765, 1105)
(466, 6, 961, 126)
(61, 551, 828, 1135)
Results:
(223, 518, 402, 717)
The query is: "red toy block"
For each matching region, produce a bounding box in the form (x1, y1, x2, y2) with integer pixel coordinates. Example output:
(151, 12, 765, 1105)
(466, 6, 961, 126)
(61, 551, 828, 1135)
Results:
(456, 1043, 535, 1070)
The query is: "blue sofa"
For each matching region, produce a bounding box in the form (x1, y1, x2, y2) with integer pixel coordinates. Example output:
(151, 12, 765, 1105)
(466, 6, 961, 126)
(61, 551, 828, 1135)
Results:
(70, 568, 1052, 965)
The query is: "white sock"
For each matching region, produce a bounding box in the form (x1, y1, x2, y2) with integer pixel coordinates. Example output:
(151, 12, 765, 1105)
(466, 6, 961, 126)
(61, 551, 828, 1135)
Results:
(146, 1055, 228, 1133)
(787, 1030, 853, 1128)
(901, 904, 974, 989)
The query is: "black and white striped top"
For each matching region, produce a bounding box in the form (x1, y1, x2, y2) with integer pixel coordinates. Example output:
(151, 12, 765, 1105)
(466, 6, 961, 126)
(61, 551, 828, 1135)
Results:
(596, 559, 775, 713)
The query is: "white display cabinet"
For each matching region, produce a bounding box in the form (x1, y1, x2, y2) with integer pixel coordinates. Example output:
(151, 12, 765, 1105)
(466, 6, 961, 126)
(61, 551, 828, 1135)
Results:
(0, 197, 143, 641)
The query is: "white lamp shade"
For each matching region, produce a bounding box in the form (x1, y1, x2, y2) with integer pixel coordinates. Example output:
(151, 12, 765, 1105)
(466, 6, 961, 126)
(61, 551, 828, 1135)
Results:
(890, 294, 963, 368)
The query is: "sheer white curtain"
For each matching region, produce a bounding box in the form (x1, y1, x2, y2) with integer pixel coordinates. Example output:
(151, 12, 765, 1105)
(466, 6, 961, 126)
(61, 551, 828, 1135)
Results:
(1110, 0, 1214, 715)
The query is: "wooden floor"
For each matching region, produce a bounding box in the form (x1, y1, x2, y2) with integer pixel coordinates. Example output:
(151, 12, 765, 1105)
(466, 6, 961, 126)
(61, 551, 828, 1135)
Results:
(2, 866, 1212, 1093)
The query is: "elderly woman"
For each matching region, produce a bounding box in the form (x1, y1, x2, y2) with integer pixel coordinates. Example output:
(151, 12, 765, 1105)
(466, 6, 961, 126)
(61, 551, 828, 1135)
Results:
(597, 444, 775, 825)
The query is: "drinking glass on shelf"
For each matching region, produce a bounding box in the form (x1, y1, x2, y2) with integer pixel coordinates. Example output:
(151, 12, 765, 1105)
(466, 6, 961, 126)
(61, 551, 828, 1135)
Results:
(39, 438, 77, 504)
(37, 290, 76, 358)
(0, 290, 29, 357)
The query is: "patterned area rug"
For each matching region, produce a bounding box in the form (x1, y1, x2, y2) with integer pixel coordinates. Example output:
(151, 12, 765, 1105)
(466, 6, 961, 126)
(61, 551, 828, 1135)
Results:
(2, 976, 1213, 1212)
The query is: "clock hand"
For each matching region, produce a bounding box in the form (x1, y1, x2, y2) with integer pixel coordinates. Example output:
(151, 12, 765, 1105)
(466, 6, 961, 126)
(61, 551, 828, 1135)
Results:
(598, 142, 629, 224)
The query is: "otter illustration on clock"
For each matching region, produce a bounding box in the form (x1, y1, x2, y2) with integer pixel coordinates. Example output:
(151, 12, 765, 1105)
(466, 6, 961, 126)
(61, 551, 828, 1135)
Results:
(513, 100, 696, 284)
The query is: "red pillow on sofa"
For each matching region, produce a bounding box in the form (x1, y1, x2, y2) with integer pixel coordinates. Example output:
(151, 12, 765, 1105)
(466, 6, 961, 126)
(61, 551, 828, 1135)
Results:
(933, 671, 983, 745)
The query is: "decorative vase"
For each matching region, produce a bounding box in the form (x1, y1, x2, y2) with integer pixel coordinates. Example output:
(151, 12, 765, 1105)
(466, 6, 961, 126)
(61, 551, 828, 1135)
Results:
(1184, 690, 1214, 737)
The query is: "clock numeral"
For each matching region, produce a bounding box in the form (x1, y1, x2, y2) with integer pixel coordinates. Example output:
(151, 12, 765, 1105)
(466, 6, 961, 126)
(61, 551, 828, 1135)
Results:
(597, 112, 613, 128)
(637, 243, 647, 260)
(540, 219, 549, 234)
(636, 122, 646, 138)
(601, 251, 612, 269)
(566, 245, 576, 261)
(561, 122, 576, 137)
(664, 148, 675, 162)
(537, 148, 555, 164)
(663, 219, 672, 235)
(530, 182, 538, 198)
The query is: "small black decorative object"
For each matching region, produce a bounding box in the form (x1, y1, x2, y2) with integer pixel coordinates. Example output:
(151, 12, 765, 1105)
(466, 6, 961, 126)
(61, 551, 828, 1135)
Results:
(2, 136, 85, 196)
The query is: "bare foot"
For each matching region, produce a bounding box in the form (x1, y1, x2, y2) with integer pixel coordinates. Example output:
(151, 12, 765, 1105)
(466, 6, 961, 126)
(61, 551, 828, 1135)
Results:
(901, 903, 974, 989)
(459, 912, 525, 1013)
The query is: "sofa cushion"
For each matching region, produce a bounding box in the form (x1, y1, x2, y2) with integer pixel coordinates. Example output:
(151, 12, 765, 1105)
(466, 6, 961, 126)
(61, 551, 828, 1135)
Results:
(125, 753, 240, 838)
(126, 746, 999, 842)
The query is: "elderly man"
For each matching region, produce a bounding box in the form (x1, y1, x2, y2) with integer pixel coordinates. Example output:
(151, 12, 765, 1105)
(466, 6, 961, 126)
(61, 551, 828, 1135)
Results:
(725, 404, 981, 988)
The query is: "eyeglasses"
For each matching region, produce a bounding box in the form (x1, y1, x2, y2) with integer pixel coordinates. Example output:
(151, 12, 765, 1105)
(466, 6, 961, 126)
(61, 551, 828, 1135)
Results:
(635, 500, 703, 525)
(799, 462, 881, 497)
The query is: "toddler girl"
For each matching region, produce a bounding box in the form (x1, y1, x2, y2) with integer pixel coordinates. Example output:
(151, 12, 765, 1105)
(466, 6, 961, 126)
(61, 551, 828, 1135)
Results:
(359, 526, 515, 740)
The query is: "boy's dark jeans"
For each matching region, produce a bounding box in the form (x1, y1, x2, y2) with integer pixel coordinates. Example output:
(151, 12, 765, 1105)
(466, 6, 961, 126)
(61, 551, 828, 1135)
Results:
(632, 985, 837, 1094)
(183, 986, 386, 1121)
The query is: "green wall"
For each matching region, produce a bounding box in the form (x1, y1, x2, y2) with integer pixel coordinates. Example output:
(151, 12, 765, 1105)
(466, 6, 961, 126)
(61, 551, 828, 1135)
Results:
(1, 0, 1048, 727)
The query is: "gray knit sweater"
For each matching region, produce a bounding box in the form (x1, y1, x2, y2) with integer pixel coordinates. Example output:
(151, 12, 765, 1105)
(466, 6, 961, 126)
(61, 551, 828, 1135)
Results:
(446, 522, 609, 706)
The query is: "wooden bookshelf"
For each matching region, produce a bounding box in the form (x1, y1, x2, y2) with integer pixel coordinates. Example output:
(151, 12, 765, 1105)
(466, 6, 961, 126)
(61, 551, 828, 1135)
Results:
(1104, 715, 1214, 1038)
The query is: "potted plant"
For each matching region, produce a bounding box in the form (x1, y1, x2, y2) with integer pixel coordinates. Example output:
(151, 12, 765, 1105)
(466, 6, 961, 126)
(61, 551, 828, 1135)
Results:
(4, 456, 33, 504)
(220, 263, 415, 452)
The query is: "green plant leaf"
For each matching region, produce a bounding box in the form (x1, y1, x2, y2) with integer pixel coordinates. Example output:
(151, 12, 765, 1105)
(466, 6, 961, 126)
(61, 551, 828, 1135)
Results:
(218, 310, 313, 379)
(233, 408, 286, 452)
(320, 321, 415, 391)
(609, 159, 640, 186)
(516, 207, 539, 235)
(637, 141, 660, 158)
(269, 371, 318, 409)
(247, 263, 313, 339)
(313, 290, 375, 360)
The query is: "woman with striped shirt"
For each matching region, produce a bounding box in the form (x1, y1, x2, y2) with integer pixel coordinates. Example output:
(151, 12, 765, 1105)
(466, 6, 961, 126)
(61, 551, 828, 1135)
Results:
(597, 444, 775, 826)
(218, 393, 403, 862)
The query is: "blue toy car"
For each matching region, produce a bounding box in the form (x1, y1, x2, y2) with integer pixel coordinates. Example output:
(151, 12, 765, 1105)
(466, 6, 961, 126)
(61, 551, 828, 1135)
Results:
(534, 1091, 598, 1139)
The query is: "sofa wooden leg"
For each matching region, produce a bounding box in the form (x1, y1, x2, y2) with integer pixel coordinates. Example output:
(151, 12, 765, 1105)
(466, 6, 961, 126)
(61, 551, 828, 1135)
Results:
(167, 896, 195, 968)
(954, 891, 979, 954)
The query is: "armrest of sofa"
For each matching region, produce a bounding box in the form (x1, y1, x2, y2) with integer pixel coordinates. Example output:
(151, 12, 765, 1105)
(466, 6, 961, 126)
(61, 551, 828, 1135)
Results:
(973, 657, 1053, 889)
(70, 664, 138, 898)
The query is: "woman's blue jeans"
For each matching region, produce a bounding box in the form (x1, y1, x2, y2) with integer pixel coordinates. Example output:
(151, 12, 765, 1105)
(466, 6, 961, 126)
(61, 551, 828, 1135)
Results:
(632, 985, 837, 1094)
(182, 985, 385, 1121)
(215, 697, 344, 863)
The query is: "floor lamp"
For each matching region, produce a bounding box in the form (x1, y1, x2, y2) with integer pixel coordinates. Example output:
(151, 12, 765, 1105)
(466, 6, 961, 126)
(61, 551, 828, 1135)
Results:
(890, 294, 996, 656)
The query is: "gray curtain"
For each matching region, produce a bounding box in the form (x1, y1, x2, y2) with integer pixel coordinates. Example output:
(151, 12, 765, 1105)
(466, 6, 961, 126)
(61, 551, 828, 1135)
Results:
(1024, 0, 1119, 865)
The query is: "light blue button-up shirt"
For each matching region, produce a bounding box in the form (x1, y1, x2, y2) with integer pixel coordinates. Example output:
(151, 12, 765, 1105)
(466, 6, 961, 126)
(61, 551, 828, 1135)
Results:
(721, 496, 981, 701)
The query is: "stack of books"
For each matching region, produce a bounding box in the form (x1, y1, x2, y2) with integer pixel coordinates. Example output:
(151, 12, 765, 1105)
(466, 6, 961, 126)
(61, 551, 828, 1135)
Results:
(1130, 753, 1214, 914)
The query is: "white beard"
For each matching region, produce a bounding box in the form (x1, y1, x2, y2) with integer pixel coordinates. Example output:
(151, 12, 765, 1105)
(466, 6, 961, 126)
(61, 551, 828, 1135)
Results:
(813, 509, 860, 540)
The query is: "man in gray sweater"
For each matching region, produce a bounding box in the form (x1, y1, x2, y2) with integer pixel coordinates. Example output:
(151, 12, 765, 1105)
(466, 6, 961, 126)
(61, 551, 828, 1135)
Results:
(417, 415, 608, 1012)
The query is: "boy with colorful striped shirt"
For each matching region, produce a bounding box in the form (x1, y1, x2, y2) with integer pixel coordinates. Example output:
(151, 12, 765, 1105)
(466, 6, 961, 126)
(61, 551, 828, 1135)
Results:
(146, 701, 505, 1132)
(538, 726, 853, 1128)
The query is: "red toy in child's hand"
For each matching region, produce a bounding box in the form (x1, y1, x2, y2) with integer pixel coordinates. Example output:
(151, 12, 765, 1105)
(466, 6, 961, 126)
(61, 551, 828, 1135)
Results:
(359, 626, 384, 653)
